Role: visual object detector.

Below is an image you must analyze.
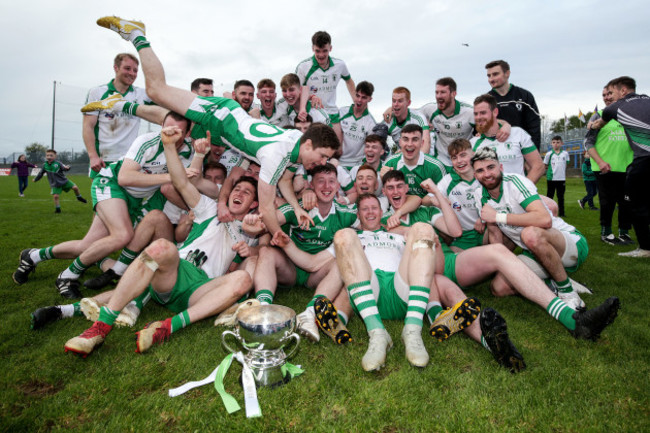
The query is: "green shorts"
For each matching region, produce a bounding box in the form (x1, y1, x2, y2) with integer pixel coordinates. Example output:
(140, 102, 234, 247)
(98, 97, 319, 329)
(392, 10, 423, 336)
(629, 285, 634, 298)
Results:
(451, 230, 484, 251)
(148, 259, 210, 313)
(278, 265, 310, 289)
(443, 252, 459, 286)
(350, 269, 408, 320)
(521, 230, 588, 273)
(91, 175, 166, 224)
(51, 180, 75, 195)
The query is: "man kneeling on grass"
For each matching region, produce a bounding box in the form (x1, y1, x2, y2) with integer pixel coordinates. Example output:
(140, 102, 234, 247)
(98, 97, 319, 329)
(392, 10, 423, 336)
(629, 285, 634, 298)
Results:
(64, 126, 261, 356)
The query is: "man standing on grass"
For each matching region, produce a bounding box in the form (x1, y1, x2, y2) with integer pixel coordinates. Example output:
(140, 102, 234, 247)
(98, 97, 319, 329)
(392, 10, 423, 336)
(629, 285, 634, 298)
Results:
(589, 76, 650, 258)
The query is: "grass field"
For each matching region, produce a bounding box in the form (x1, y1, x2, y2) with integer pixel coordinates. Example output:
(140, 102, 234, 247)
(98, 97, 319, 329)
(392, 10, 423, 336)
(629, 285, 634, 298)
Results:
(0, 175, 648, 432)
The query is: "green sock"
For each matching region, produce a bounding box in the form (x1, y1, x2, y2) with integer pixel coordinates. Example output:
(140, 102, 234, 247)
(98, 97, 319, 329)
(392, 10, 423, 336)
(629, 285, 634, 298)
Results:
(73, 302, 83, 317)
(121, 102, 140, 116)
(426, 302, 443, 323)
(480, 336, 491, 351)
(133, 36, 150, 51)
(307, 294, 325, 308)
(36, 246, 54, 263)
(171, 311, 191, 333)
(97, 306, 119, 326)
(555, 278, 573, 294)
(405, 285, 429, 326)
(256, 289, 274, 305)
(601, 226, 612, 236)
(348, 280, 384, 331)
(67, 257, 90, 277)
(133, 292, 150, 310)
(546, 297, 576, 331)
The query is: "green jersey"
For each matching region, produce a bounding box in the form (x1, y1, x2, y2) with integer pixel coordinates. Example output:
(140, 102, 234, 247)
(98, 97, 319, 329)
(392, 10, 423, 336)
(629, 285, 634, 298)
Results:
(279, 200, 357, 254)
(384, 152, 446, 197)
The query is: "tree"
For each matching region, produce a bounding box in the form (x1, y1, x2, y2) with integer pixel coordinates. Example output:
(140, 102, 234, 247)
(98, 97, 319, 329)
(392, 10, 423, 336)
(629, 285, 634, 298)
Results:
(550, 112, 594, 133)
(25, 142, 48, 164)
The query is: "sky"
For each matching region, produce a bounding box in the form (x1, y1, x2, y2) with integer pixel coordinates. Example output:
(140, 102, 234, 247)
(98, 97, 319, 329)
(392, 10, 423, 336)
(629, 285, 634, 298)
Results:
(2, 0, 649, 157)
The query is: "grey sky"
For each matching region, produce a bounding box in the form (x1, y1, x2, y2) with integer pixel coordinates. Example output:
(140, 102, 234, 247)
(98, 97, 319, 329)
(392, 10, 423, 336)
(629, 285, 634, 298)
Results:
(2, 0, 648, 157)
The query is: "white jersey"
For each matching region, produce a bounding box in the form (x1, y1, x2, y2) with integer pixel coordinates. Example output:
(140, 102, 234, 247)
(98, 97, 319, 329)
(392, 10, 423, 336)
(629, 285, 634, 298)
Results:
(475, 173, 576, 250)
(260, 99, 290, 127)
(437, 172, 481, 231)
(296, 56, 351, 115)
(470, 127, 537, 177)
(177, 195, 258, 278)
(338, 105, 377, 168)
(544, 150, 570, 181)
(287, 101, 331, 126)
(429, 101, 475, 166)
(383, 109, 430, 151)
(85, 81, 152, 163)
(358, 230, 405, 273)
(219, 149, 244, 175)
(120, 131, 193, 198)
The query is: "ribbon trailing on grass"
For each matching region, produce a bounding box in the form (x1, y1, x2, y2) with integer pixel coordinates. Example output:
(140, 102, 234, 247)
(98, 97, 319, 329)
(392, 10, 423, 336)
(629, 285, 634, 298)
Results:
(168, 352, 303, 418)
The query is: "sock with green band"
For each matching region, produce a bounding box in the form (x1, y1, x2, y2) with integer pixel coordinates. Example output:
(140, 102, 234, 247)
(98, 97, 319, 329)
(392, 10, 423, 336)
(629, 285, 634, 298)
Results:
(97, 306, 119, 326)
(171, 311, 191, 333)
(546, 297, 576, 330)
(348, 280, 383, 331)
(405, 285, 429, 327)
(256, 289, 274, 305)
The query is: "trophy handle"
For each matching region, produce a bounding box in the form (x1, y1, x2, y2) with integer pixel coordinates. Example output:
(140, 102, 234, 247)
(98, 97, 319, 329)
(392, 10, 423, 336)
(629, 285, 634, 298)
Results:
(282, 332, 301, 359)
(221, 330, 242, 353)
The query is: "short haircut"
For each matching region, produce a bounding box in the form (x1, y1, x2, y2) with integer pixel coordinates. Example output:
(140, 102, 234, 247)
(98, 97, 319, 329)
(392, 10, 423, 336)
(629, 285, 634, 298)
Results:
(114, 53, 138, 68)
(448, 138, 472, 157)
(312, 31, 331, 47)
(280, 73, 301, 89)
(163, 111, 192, 133)
(401, 124, 423, 135)
(474, 94, 498, 111)
(46, 149, 57, 155)
(436, 77, 457, 93)
(381, 169, 405, 185)
(310, 162, 337, 178)
(485, 60, 510, 72)
(257, 78, 276, 90)
(232, 175, 258, 202)
(607, 76, 636, 92)
(295, 114, 313, 125)
(191, 78, 213, 92)
(356, 81, 374, 97)
(551, 135, 563, 142)
(203, 161, 227, 177)
(393, 86, 411, 100)
(471, 147, 499, 166)
(234, 79, 255, 90)
(356, 192, 380, 208)
(356, 163, 377, 175)
(365, 134, 386, 147)
(300, 123, 340, 151)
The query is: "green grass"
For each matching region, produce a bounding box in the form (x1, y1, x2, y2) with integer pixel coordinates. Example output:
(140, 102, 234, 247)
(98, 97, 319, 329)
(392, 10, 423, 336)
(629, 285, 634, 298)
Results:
(0, 175, 648, 432)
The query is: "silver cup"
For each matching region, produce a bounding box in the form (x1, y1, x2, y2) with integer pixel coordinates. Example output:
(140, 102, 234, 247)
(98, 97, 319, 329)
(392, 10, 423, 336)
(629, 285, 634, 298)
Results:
(221, 305, 300, 388)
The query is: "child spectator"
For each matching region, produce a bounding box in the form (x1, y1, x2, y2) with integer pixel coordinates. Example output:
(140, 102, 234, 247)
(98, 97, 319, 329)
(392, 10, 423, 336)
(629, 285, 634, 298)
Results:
(34, 149, 87, 213)
(10, 154, 37, 197)
(579, 151, 598, 210)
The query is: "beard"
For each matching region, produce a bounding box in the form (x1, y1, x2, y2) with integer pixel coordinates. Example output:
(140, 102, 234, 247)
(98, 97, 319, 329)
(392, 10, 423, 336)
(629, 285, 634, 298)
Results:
(475, 116, 496, 135)
(478, 170, 502, 191)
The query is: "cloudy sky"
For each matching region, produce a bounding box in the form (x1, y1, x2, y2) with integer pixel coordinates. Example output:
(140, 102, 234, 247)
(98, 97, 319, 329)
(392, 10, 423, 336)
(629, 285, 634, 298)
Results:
(2, 0, 648, 157)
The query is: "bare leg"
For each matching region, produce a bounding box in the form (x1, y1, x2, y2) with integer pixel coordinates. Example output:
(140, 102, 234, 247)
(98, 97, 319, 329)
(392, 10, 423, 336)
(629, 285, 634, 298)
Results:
(520, 227, 568, 282)
(53, 215, 109, 258)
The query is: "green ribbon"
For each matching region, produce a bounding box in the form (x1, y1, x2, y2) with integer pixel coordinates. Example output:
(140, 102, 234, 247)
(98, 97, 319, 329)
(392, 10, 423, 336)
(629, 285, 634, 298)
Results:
(213, 353, 242, 414)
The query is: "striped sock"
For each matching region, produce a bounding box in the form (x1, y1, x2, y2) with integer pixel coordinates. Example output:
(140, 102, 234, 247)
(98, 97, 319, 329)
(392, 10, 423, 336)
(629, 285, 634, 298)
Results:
(171, 311, 191, 333)
(60, 257, 90, 279)
(97, 306, 119, 326)
(133, 292, 151, 310)
(33, 247, 54, 264)
(405, 285, 429, 327)
(307, 294, 325, 308)
(256, 290, 274, 305)
(555, 278, 573, 294)
(133, 36, 150, 51)
(426, 301, 443, 323)
(348, 280, 383, 331)
(114, 247, 138, 275)
(121, 102, 140, 116)
(481, 335, 491, 351)
(338, 311, 349, 326)
(546, 297, 576, 330)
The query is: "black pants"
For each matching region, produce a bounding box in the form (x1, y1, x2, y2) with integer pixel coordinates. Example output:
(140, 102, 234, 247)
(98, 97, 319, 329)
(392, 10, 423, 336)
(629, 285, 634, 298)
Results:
(625, 156, 650, 250)
(546, 180, 566, 216)
(595, 171, 631, 231)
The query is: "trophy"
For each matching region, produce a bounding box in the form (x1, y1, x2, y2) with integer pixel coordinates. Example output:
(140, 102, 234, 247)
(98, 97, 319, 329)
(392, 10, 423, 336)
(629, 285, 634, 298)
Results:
(221, 304, 301, 388)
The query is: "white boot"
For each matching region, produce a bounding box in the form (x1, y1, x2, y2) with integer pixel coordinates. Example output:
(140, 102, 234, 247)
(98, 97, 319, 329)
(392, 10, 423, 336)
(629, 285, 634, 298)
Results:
(401, 324, 429, 367)
(361, 328, 393, 371)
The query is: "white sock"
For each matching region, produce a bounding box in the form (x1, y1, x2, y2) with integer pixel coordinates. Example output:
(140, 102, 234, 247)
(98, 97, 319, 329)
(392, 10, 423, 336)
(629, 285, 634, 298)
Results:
(112, 261, 128, 276)
(58, 269, 79, 280)
(59, 304, 75, 318)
